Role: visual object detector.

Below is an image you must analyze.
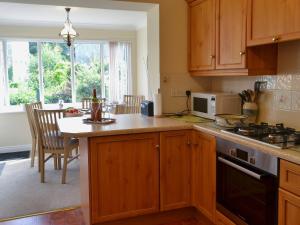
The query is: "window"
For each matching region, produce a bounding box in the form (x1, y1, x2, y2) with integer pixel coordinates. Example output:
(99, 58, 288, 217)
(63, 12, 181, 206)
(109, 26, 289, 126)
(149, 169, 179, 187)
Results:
(0, 40, 132, 109)
(6, 41, 39, 105)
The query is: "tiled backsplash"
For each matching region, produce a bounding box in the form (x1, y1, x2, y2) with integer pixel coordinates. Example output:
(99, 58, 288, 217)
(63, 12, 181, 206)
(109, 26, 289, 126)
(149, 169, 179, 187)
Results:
(211, 74, 300, 129)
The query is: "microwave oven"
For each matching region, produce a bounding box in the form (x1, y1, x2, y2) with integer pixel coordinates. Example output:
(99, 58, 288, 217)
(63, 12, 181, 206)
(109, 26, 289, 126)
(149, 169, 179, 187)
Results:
(191, 92, 241, 120)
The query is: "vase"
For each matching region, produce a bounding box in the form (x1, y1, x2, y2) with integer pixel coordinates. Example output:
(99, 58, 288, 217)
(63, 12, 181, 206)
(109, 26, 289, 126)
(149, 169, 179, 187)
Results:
(243, 102, 258, 124)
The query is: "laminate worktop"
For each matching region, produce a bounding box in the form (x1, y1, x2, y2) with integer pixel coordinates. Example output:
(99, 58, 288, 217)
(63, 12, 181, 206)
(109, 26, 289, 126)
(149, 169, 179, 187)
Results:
(58, 114, 300, 165)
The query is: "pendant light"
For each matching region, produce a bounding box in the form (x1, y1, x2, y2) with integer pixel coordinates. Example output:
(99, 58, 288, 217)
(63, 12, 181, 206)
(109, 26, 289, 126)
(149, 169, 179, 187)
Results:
(59, 8, 79, 47)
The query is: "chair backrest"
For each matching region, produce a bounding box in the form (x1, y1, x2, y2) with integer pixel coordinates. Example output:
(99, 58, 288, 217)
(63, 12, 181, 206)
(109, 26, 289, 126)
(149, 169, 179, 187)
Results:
(82, 98, 106, 110)
(123, 95, 145, 114)
(82, 98, 92, 110)
(34, 109, 65, 150)
(25, 102, 42, 139)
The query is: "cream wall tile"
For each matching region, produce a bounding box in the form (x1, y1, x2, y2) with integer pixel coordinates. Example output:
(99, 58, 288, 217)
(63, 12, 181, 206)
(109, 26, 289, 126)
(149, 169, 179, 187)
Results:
(276, 74, 292, 90)
(274, 90, 292, 111)
(291, 75, 300, 91)
(292, 91, 300, 111)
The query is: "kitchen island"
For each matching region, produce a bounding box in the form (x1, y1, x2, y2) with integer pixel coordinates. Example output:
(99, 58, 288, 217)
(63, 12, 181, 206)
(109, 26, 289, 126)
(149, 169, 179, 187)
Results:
(58, 114, 300, 225)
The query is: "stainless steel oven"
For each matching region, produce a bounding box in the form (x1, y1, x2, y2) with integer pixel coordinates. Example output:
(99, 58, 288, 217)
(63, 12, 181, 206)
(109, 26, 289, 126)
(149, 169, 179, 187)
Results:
(216, 138, 278, 225)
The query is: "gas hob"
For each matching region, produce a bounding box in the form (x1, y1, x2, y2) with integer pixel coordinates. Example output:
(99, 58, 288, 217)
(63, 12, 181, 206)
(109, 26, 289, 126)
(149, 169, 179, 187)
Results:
(221, 123, 300, 149)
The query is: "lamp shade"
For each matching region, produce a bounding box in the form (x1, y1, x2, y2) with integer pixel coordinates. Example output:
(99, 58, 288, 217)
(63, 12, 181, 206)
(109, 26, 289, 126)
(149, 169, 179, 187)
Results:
(59, 8, 79, 46)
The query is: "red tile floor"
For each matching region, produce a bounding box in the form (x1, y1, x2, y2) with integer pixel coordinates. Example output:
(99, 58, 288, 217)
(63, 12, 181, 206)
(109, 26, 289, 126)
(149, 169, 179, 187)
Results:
(0, 208, 209, 225)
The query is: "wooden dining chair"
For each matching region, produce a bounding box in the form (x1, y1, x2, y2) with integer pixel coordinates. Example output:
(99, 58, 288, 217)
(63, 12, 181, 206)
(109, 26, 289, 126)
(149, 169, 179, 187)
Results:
(34, 109, 79, 184)
(82, 97, 106, 110)
(81, 98, 92, 110)
(123, 95, 145, 114)
(25, 102, 42, 169)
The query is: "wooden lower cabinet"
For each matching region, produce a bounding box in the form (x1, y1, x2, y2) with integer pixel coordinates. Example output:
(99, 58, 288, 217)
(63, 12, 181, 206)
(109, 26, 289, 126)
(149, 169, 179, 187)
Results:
(191, 131, 216, 221)
(215, 211, 236, 225)
(278, 188, 300, 225)
(160, 130, 192, 211)
(89, 133, 160, 224)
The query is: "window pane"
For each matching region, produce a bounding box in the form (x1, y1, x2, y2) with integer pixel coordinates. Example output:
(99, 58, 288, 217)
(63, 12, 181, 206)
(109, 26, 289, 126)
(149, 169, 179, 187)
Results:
(42, 42, 71, 104)
(7, 41, 39, 105)
(74, 43, 101, 102)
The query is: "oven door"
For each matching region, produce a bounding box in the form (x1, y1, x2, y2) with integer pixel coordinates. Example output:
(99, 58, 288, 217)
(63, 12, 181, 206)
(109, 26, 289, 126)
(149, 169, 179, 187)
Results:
(217, 154, 278, 225)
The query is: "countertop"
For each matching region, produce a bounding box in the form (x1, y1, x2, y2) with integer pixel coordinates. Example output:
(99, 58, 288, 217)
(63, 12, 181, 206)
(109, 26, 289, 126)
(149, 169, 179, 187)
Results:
(58, 114, 300, 165)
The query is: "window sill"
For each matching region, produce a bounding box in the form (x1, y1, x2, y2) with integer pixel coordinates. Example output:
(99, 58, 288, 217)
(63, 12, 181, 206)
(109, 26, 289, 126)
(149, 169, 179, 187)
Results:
(0, 103, 83, 114)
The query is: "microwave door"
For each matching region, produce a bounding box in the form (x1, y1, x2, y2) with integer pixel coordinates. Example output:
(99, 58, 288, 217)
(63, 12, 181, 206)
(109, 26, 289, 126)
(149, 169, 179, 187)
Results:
(193, 97, 210, 118)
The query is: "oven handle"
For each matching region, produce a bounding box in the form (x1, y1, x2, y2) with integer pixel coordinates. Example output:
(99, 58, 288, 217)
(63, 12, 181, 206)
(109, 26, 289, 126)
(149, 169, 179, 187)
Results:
(218, 156, 262, 180)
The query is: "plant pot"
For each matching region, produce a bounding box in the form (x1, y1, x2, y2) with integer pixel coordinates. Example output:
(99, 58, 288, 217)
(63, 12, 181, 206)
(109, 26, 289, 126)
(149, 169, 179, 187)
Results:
(242, 102, 258, 123)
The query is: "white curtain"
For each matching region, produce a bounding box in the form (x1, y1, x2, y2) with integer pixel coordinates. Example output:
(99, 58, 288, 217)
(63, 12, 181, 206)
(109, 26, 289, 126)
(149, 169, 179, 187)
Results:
(0, 41, 5, 107)
(108, 42, 132, 103)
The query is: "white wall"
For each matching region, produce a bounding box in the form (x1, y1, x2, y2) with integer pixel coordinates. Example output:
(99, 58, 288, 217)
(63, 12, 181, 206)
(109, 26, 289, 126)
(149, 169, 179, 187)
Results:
(136, 26, 148, 98)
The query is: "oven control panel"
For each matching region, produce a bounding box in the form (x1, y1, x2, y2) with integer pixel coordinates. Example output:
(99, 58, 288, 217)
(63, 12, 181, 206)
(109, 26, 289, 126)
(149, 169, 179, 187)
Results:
(217, 138, 278, 176)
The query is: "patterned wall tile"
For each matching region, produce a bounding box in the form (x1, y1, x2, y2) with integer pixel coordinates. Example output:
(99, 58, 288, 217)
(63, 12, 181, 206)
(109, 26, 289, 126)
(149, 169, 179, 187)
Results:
(274, 90, 292, 111)
(291, 75, 300, 91)
(292, 91, 300, 111)
(276, 74, 292, 90)
(257, 75, 277, 90)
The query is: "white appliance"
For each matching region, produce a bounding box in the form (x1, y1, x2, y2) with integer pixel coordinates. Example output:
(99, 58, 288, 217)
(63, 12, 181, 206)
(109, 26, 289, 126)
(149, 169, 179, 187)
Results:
(191, 92, 241, 120)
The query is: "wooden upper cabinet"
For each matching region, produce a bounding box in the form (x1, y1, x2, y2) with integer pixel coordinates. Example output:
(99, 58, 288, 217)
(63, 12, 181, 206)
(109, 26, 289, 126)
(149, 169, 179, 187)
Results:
(192, 131, 216, 221)
(216, 0, 246, 69)
(89, 133, 160, 223)
(160, 130, 192, 211)
(248, 0, 300, 46)
(189, 0, 216, 71)
(187, 0, 278, 76)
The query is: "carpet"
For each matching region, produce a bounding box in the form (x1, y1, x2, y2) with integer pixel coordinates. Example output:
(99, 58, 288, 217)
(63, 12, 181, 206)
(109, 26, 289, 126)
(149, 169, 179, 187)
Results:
(0, 158, 80, 220)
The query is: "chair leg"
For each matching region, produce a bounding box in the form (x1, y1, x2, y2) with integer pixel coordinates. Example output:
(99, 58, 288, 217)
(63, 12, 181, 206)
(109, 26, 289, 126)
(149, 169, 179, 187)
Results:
(37, 138, 41, 173)
(54, 154, 58, 170)
(30, 138, 36, 167)
(62, 148, 69, 184)
(58, 154, 62, 170)
(40, 150, 45, 183)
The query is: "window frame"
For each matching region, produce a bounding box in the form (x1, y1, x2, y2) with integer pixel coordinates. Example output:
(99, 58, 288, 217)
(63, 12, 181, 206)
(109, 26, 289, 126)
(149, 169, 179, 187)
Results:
(0, 38, 133, 111)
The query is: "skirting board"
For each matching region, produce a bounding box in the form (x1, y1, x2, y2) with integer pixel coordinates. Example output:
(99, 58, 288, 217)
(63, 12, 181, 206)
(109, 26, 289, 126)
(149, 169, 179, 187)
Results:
(0, 144, 31, 154)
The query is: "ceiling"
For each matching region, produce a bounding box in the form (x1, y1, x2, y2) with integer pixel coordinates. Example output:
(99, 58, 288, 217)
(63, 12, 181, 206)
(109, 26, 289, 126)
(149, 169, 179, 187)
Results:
(0, 2, 147, 30)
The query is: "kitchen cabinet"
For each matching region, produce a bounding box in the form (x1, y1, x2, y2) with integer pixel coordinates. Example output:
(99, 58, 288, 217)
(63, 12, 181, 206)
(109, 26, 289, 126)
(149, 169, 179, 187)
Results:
(187, 0, 277, 76)
(278, 189, 300, 225)
(191, 131, 216, 221)
(216, 0, 246, 69)
(189, 0, 216, 71)
(280, 159, 300, 196)
(160, 130, 192, 211)
(89, 133, 160, 223)
(278, 160, 300, 225)
(247, 0, 300, 46)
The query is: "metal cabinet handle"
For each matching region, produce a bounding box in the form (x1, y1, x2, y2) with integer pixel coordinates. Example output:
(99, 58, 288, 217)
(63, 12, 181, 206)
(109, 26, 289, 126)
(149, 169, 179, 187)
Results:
(155, 145, 160, 150)
(272, 36, 280, 42)
(240, 51, 246, 56)
(210, 55, 215, 59)
(218, 157, 262, 180)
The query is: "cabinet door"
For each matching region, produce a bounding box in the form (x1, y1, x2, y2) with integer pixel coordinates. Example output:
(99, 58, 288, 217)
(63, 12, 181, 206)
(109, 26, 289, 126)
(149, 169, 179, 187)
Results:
(160, 130, 192, 211)
(89, 133, 159, 223)
(278, 188, 300, 225)
(189, 0, 216, 71)
(248, 0, 300, 46)
(216, 0, 246, 69)
(192, 131, 216, 221)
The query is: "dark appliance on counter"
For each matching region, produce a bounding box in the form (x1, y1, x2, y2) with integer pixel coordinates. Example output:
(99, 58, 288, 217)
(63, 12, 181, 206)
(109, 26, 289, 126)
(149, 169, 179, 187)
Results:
(141, 101, 154, 117)
(217, 138, 278, 225)
(222, 122, 300, 149)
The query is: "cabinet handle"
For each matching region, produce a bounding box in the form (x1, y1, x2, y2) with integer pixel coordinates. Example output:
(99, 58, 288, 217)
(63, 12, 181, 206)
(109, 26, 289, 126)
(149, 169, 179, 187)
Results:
(272, 36, 280, 42)
(210, 55, 215, 59)
(240, 51, 246, 56)
(155, 145, 160, 150)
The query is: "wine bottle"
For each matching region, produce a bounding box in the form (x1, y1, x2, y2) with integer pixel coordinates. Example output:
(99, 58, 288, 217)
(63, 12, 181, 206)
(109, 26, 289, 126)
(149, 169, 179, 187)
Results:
(91, 89, 99, 121)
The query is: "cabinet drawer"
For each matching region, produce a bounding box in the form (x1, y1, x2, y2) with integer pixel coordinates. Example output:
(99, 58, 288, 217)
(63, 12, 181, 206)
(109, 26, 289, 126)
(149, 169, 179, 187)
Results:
(215, 211, 236, 225)
(280, 160, 300, 196)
